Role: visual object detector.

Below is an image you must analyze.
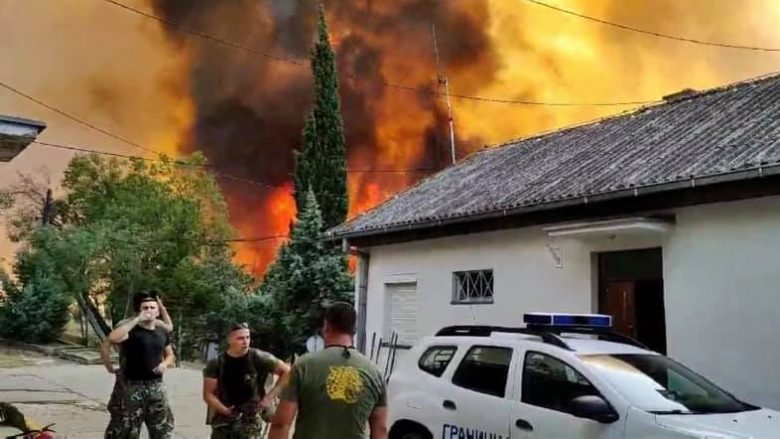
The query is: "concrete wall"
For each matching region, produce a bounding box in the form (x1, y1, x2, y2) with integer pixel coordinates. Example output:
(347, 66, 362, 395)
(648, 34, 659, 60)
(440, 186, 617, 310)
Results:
(360, 195, 780, 409)
(664, 196, 780, 409)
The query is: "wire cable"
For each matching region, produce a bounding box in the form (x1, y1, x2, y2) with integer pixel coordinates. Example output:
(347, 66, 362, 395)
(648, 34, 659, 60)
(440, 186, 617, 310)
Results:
(98, 0, 658, 107)
(521, 0, 780, 52)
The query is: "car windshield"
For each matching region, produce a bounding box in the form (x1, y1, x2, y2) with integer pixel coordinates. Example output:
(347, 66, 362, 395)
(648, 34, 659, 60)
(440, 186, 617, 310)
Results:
(579, 354, 757, 414)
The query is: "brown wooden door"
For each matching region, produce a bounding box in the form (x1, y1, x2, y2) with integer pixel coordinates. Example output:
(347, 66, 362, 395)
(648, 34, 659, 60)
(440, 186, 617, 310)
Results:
(600, 281, 637, 339)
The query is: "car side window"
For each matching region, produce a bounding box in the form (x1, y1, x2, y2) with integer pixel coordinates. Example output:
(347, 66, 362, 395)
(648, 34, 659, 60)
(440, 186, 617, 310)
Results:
(452, 346, 513, 397)
(522, 351, 600, 413)
(418, 346, 457, 377)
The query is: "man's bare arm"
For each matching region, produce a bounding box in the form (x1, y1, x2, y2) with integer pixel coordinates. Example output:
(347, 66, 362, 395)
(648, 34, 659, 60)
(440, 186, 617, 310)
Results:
(107, 316, 141, 344)
(99, 339, 117, 374)
(369, 406, 388, 439)
(153, 345, 175, 374)
(203, 378, 232, 416)
(268, 400, 296, 439)
(155, 298, 173, 333)
(260, 362, 291, 407)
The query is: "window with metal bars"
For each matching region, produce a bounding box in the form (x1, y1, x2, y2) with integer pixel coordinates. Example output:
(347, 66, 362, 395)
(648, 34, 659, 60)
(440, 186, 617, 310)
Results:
(452, 269, 494, 304)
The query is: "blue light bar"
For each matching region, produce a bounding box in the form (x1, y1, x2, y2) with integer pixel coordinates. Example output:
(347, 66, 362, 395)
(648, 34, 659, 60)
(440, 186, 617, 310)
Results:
(524, 312, 613, 328)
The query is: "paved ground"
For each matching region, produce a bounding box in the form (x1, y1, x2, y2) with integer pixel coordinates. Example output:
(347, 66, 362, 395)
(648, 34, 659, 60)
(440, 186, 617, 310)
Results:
(0, 347, 211, 438)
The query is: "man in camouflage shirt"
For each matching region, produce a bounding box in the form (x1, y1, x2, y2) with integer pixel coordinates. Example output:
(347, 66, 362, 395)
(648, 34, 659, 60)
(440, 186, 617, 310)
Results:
(269, 302, 388, 439)
(203, 323, 290, 439)
(105, 292, 176, 439)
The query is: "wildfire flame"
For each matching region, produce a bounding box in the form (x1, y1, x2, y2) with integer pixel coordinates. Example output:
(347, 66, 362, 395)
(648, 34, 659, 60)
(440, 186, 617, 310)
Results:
(3, 0, 780, 275)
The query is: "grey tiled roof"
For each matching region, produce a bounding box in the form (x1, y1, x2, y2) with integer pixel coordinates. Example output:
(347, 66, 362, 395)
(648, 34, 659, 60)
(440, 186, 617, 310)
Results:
(332, 73, 780, 238)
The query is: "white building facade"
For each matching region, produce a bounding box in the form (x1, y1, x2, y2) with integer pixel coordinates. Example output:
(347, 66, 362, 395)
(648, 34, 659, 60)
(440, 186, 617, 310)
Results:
(355, 195, 780, 410)
(331, 74, 780, 410)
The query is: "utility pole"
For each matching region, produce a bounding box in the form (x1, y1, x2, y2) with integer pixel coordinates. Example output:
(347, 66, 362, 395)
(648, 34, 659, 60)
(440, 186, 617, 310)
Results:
(431, 23, 457, 165)
(41, 188, 53, 225)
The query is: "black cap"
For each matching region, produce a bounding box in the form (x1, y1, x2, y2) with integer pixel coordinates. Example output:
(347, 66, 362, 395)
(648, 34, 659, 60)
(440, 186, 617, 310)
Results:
(133, 291, 157, 312)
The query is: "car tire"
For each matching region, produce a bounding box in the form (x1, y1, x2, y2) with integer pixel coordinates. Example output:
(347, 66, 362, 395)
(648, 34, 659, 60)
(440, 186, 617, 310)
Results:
(390, 421, 433, 439)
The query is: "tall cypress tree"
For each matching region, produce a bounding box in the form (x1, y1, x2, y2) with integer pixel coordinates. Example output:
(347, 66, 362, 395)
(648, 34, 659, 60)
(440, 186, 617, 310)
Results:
(294, 5, 348, 230)
(261, 189, 353, 356)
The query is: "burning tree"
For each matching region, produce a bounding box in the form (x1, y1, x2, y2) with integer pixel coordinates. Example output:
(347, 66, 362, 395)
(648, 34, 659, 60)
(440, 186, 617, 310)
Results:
(294, 5, 348, 231)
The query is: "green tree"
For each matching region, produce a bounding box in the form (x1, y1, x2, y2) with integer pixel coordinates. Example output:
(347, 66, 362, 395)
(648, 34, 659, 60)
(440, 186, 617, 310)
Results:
(60, 153, 240, 323)
(294, 5, 348, 230)
(261, 189, 353, 358)
(0, 153, 252, 355)
(0, 226, 99, 343)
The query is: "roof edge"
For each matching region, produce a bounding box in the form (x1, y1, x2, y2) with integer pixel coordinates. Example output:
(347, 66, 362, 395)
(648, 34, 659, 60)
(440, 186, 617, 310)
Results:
(476, 70, 780, 153)
(329, 161, 780, 241)
(0, 115, 47, 129)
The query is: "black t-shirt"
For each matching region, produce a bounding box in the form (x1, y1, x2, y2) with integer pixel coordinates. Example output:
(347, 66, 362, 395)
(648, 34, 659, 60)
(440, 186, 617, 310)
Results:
(203, 349, 280, 407)
(121, 325, 170, 381)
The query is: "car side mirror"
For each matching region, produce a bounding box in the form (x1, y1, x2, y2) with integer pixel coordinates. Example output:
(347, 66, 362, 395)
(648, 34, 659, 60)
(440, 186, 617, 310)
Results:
(569, 395, 619, 424)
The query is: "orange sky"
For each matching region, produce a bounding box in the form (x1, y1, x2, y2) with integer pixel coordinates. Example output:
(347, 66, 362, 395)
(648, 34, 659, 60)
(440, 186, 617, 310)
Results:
(1, 0, 779, 275)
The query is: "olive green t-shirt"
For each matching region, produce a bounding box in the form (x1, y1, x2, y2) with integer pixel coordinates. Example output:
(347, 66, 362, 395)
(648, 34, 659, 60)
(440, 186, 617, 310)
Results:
(280, 347, 387, 439)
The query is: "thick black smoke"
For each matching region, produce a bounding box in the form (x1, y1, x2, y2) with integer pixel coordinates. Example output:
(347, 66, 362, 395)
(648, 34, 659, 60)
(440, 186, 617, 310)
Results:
(146, 0, 498, 270)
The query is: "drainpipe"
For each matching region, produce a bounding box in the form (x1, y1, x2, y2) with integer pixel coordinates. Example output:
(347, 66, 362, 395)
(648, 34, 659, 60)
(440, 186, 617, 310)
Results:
(355, 249, 370, 354)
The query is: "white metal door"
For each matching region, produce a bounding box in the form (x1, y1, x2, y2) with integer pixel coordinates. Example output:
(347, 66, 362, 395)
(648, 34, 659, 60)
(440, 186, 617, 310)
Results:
(385, 282, 418, 346)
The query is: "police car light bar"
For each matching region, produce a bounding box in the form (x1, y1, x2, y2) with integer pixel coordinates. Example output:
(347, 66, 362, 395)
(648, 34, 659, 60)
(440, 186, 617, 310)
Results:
(524, 312, 613, 328)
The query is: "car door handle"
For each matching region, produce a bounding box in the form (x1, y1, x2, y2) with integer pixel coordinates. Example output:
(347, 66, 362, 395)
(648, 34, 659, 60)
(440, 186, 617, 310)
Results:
(443, 400, 457, 410)
(515, 419, 533, 431)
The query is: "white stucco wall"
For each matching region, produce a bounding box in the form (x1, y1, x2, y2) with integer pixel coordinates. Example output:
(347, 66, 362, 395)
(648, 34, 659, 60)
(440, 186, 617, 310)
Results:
(360, 195, 780, 409)
(664, 196, 780, 409)
(362, 219, 666, 378)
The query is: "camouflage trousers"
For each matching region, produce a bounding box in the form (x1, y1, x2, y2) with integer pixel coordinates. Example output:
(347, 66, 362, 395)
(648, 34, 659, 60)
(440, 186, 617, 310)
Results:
(104, 379, 174, 439)
(104, 372, 128, 439)
(210, 415, 264, 439)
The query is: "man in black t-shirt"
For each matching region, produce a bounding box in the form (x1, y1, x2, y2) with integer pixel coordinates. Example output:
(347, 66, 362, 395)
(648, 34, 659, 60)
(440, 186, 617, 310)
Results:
(203, 323, 290, 439)
(101, 293, 173, 439)
(106, 292, 176, 439)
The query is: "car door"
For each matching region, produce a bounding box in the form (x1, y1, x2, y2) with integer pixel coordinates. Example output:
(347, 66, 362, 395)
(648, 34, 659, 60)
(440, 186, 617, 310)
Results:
(510, 350, 626, 439)
(397, 343, 462, 438)
(439, 343, 514, 439)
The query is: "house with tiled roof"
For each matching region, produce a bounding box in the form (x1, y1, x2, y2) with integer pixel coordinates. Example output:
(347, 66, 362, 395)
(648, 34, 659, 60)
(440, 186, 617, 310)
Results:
(330, 73, 780, 409)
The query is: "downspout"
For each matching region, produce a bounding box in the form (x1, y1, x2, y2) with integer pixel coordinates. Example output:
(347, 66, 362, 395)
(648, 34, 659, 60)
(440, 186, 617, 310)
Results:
(353, 245, 370, 354)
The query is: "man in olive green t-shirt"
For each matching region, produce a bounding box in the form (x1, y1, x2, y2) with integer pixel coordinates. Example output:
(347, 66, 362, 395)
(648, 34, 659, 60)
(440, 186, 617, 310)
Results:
(269, 302, 388, 439)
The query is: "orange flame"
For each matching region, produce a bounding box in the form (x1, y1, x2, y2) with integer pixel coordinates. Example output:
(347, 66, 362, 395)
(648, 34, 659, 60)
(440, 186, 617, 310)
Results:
(231, 183, 296, 274)
(10, 0, 779, 277)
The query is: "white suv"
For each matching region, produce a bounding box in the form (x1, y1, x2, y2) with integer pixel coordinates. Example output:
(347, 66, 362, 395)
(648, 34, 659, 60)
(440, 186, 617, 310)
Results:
(387, 313, 779, 439)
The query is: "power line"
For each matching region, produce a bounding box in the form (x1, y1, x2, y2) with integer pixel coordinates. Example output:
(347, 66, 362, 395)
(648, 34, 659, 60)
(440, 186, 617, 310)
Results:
(222, 235, 288, 243)
(0, 78, 288, 189)
(30, 140, 436, 179)
(2, 81, 435, 192)
(346, 167, 437, 174)
(98, 0, 657, 107)
(521, 0, 780, 52)
(30, 141, 283, 189)
(0, 81, 157, 155)
(102, 0, 307, 67)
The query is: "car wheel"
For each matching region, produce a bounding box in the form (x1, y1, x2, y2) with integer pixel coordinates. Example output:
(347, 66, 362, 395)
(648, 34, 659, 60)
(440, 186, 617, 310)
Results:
(390, 421, 432, 439)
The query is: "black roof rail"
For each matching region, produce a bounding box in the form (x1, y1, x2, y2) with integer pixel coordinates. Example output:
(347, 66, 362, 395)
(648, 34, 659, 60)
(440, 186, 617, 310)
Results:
(435, 325, 648, 351)
(435, 325, 572, 350)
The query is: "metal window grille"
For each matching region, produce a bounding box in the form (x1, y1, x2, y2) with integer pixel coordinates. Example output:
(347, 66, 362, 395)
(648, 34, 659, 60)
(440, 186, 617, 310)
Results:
(452, 270, 494, 304)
